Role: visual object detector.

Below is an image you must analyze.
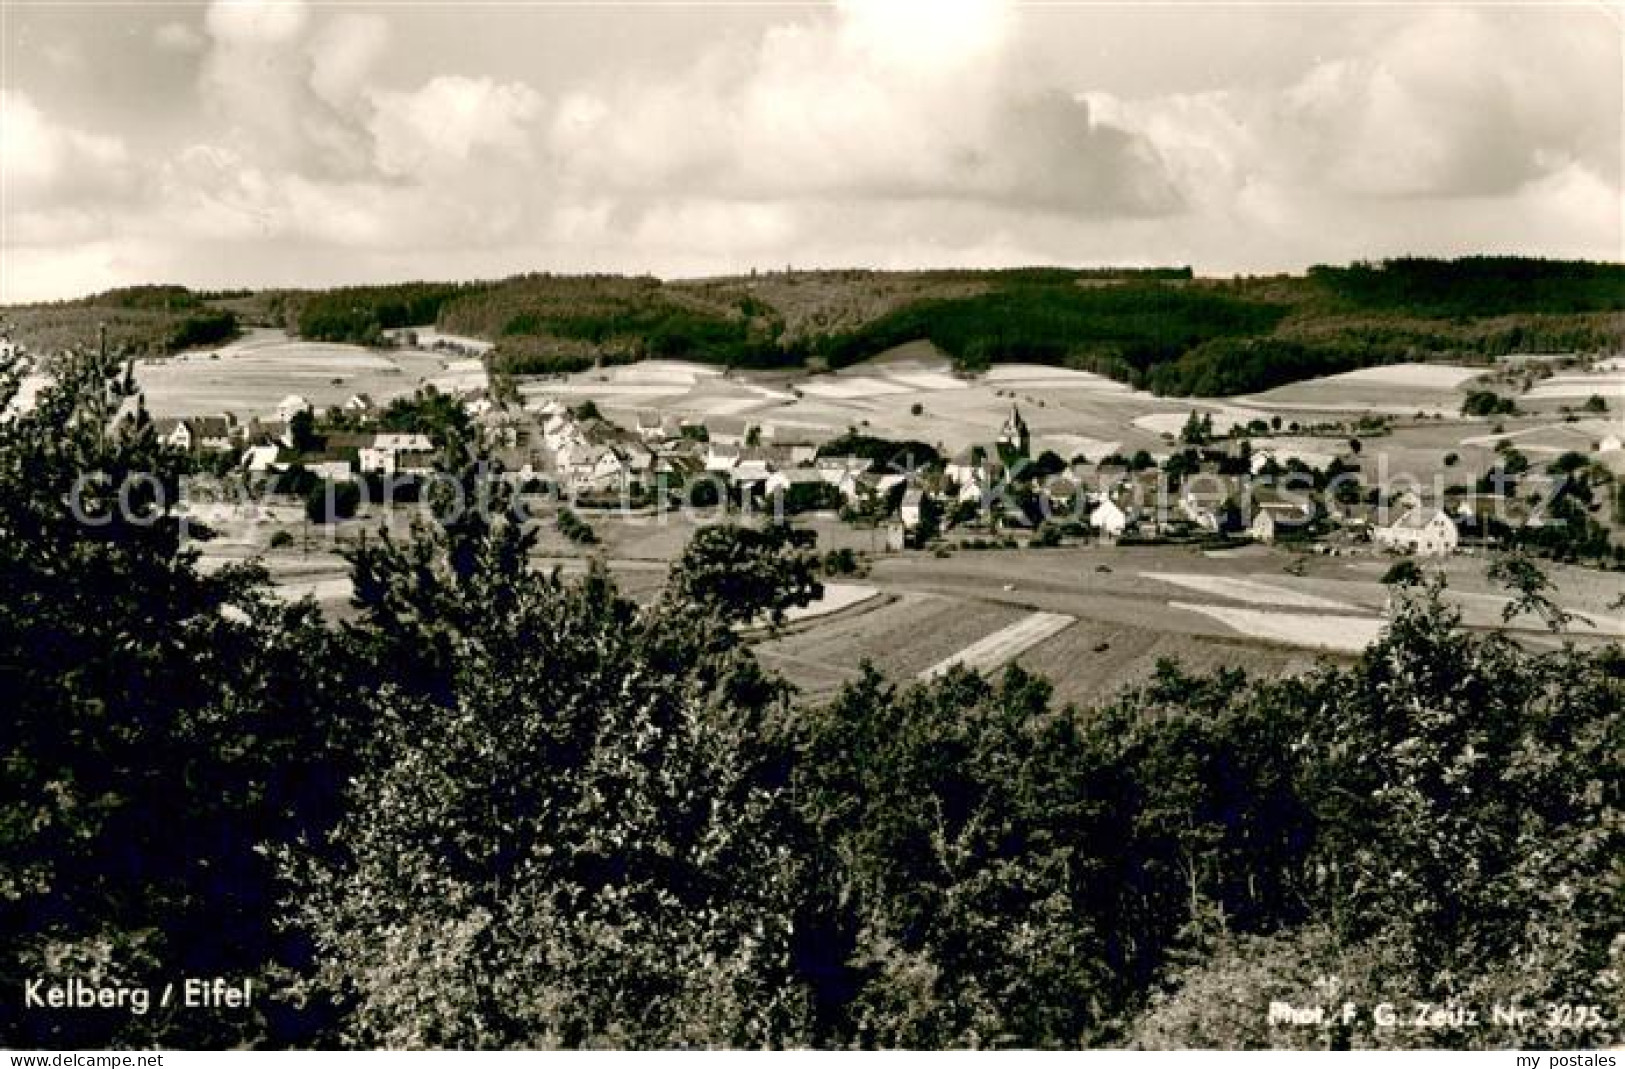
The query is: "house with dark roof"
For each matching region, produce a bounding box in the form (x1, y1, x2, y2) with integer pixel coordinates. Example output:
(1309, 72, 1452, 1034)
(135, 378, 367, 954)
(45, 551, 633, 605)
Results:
(154, 415, 236, 451)
(1374, 507, 1459, 557)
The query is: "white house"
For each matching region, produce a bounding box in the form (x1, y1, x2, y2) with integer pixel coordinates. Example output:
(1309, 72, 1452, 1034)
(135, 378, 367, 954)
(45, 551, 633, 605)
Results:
(155, 416, 235, 452)
(1249, 508, 1283, 544)
(242, 445, 284, 473)
(558, 446, 637, 493)
(1089, 496, 1130, 538)
(1599, 433, 1623, 453)
(276, 394, 313, 424)
(1374, 507, 1460, 557)
(585, 448, 632, 491)
(900, 486, 927, 529)
(156, 419, 194, 451)
(729, 459, 774, 490)
(1249, 501, 1311, 544)
(358, 432, 435, 475)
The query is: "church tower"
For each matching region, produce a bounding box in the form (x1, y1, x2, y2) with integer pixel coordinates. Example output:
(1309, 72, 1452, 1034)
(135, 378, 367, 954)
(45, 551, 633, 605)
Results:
(997, 404, 1030, 457)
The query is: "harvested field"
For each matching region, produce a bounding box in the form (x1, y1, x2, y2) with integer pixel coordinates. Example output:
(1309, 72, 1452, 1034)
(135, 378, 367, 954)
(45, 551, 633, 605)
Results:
(1132, 406, 1270, 437)
(1141, 573, 1359, 610)
(919, 611, 1075, 678)
(136, 328, 458, 418)
(1457, 418, 1620, 453)
(1169, 602, 1384, 652)
(1241, 362, 1484, 415)
(517, 353, 1191, 457)
(1012, 620, 1331, 709)
(757, 594, 1028, 698)
(782, 583, 881, 624)
(1521, 370, 1625, 402)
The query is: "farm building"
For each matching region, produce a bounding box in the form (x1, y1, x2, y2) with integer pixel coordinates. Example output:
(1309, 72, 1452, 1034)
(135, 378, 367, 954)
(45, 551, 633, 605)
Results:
(1374, 507, 1460, 557)
(1248, 492, 1314, 544)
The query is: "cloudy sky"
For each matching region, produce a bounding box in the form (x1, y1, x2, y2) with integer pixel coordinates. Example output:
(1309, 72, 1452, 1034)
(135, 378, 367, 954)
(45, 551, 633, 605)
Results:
(1, 0, 1619, 302)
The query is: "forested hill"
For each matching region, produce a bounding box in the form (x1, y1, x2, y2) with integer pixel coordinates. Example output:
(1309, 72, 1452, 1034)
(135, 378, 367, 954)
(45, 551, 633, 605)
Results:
(6, 258, 1622, 397)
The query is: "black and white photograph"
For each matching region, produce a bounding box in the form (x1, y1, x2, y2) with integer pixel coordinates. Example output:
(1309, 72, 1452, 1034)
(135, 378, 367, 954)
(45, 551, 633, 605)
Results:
(1, 0, 1621, 1056)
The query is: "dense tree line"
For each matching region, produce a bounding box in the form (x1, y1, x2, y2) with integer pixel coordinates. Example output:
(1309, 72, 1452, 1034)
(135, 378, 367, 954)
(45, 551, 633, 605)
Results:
(291, 283, 491, 346)
(164, 307, 239, 351)
(453, 260, 1624, 396)
(810, 280, 1288, 379)
(12, 259, 1622, 395)
(1, 349, 1620, 1049)
(817, 431, 942, 473)
(1307, 257, 1625, 317)
(3, 286, 240, 357)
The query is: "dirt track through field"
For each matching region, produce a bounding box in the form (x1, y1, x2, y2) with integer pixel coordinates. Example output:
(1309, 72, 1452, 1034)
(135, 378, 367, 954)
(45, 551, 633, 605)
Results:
(920, 611, 1076, 678)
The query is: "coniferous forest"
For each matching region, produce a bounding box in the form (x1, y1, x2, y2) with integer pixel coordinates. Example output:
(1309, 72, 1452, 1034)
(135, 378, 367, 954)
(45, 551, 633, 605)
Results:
(1, 347, 1620, 1050)
(8, 258, 1623, 398)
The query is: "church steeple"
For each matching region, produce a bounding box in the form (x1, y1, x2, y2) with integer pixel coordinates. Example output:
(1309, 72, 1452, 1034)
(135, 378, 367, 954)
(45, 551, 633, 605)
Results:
(998, 404, 1030, 457)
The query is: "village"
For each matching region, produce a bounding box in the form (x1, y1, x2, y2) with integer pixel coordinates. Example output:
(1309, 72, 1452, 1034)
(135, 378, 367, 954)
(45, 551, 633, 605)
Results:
(156, 372, 1623, 565)
(12, 318, 1609, 704)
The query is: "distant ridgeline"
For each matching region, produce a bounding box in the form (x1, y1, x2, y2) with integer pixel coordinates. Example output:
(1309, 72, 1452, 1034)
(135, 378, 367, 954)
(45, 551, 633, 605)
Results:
(7, 258, 1622, 397)
(1, 284, 241, 358)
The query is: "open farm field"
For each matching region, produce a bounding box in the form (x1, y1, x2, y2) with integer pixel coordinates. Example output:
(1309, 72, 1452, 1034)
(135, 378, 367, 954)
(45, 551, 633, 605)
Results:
(135, 328, 469, 418)
(920, 611, 1076, 678)
(1240, 362, 1486, 415)
(519, 349, 1203, 458)
(214, 504, 1622, 705)
(1010, 618, 1327, 708)
(757, 593, 1030, 697)
(1521, 368, 1625, 403)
